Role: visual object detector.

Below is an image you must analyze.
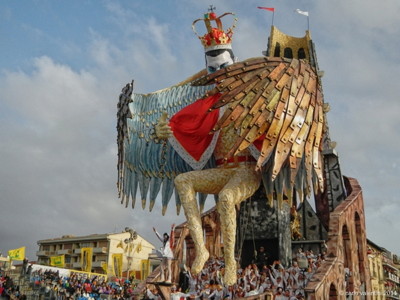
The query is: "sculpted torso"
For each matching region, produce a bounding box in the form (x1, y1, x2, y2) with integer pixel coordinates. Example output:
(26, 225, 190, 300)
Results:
(214, 123, 251, 160)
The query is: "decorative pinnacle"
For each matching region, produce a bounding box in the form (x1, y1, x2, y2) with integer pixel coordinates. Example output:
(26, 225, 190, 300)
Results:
(208, 5, 216, 13)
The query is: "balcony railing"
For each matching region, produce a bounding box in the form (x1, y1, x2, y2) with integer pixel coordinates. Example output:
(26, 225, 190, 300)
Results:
(92, 261, 106, 268)
(93, 247, 107, 254)
(57, 249, 72, 255)
(72, 262, 82, 268)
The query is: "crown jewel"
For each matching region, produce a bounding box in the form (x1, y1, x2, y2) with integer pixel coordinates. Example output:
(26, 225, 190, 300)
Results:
(192, 7, 237, 52)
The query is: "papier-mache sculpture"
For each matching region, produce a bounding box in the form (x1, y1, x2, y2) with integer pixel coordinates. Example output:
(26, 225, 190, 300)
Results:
(116, 8, 325, 285)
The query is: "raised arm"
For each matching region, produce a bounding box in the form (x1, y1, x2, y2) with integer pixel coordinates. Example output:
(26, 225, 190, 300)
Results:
(153, 227, 163, 243)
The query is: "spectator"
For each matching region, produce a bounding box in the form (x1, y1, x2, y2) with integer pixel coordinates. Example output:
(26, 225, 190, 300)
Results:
(254, 246, 268, 270)
(274, 287, 287, 300)
(170, 285, 191, 300)
(153, 224, 175, 283)
(178, 265, 190, 293)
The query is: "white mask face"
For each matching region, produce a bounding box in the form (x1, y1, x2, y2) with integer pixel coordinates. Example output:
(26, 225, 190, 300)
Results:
(205, 51, 234, 74)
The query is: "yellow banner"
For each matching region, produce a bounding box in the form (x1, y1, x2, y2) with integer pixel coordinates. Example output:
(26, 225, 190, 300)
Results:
(101, 261, 108, 273)
(50, 255, 65, 267)
(112, 253, 123, 277)
(81, 248, 93, 272)
(135, 241, 142, 253)
(8, 247, 25, 261)
(141, 259, 150, 280)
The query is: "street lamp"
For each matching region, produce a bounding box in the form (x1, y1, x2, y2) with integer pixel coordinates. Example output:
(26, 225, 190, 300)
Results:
(124, 227, 137, 280)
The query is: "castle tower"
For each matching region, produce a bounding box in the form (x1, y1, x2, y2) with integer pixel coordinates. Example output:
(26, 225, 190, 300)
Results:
(237, 25, 347, 267)
(267, 25, 347, 229)
(265, 26, 319, 70)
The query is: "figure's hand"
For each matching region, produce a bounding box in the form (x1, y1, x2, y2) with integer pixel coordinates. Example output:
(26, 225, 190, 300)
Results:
(155, 112, 172, 139)
(171, 223, 175, 229)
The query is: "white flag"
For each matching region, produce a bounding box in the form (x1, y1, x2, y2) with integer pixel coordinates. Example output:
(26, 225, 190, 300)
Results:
(295, 9, 309, 17)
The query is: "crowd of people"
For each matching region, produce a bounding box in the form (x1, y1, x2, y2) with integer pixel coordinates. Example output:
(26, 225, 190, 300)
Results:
(0, 268, 136, 300)
(1, 247, 324, 300)
(145, 247, 325, 299)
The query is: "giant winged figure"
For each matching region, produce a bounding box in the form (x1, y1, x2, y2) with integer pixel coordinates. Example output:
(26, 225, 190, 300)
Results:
(117, 9, 325, 285)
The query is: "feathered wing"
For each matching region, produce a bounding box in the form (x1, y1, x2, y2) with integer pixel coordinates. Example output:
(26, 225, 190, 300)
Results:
(192, 57, 325, 205)
(117, 73, 215, 215)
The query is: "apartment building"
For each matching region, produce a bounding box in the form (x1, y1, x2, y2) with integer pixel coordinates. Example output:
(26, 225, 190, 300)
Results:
(36, 229, 155, 279)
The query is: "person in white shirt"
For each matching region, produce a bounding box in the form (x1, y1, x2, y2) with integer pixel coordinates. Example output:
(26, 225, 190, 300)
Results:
(274, 287, 288, 300)
(153, 224, 175, 283)
(170, 285, 192, 300)
(145, 286, 162, 300)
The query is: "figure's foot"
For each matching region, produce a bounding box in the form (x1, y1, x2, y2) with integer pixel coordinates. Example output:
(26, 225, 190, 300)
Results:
(191, 248, 209, 275)
(224, 258, 237, 286)
(224, 272, 237, 286)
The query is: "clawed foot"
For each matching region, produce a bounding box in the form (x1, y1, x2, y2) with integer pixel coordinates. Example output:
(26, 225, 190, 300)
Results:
(191, 248, 209, 275)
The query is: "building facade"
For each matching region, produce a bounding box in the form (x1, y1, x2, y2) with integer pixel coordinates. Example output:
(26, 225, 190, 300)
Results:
(36, 229, 155, 280)
(367, 240, 386, 299)
(382, 250, 399, 299)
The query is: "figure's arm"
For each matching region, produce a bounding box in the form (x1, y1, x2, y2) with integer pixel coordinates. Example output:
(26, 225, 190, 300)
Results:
(291, 271, 299, 282)
(178, 292, 192, 298)
(269, 271, 278, 285)
(153, 227, 163, 242)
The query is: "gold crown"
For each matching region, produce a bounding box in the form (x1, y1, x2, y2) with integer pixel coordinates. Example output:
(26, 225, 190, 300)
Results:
(192, 9, 237, 51)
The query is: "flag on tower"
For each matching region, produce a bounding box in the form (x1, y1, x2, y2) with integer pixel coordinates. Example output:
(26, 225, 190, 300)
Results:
(258, 7, 275, 12)
(258, 7, 275, 26)
(295, 9, 309, 16)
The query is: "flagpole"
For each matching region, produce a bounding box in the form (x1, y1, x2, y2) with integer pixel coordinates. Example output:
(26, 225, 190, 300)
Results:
(307, 16, 310, 31)
(272, 10, 275, 26)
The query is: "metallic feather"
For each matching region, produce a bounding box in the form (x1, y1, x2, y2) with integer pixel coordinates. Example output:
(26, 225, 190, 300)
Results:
(193, 57, 325, 202)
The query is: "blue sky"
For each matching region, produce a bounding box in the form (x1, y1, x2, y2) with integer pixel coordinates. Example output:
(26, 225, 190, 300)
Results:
(1, 0, 399, 260)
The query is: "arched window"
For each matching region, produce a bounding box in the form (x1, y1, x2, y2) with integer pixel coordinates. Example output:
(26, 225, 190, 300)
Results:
(284, 47, 293, 58)
(274, 42, 281, 57)
(329, 283, 338, 299)
(298, 48, 306, 59)
(342, 224, 354, 292)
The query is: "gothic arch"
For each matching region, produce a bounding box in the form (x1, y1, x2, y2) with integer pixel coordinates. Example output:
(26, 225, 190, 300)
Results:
(274, 42, 281, 57)
(329, 282, 338, 299)
(355, 212, 366, 283)
(342, 224, 354, 292)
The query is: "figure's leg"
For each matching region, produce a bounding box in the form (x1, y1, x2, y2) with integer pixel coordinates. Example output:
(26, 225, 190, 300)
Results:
(217, 165, 261, 285)
(160, 258, 166, 281)
(175, 169, 232, 275)
(166, 258, 172, 283)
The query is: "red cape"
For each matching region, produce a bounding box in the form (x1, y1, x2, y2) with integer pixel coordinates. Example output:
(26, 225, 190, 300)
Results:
(169, 94, 221, 162)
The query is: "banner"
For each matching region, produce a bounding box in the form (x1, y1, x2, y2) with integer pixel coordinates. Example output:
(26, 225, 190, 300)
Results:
(140, 259, 150, 280)
(70, 269, 107, 281)
(8, 247, 25, 261)
(30, 264, 107, 281)
(101, 261, 108, 273)
(135, 241, 142, 253)
(81, 248, 93, 272)
(112, 254, 123, 277)
(50, 255, 65, 267)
